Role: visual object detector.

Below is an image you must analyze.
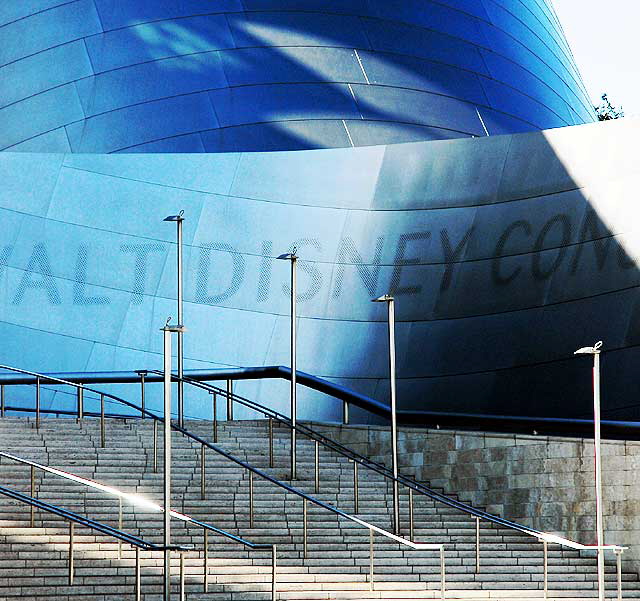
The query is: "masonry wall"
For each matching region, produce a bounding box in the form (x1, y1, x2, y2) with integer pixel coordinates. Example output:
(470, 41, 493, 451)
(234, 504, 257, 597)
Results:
(316, 423, 640, 570)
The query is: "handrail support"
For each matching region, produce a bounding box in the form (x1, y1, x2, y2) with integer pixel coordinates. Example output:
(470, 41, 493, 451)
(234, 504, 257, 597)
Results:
(249, 471, 254, 529)
(35, 376, 40, 429)
(542, 539, 548, 599)
(153, 419, 158, 473)
(203, 529, 209, 592)
(77, 385, 84, 421)
(615, 548, 623, 601)
(201, 444, 206, 500)
(475, 516, 480, 573)
(226, 379, 233, 421)
(268, 417, 274, 468)
(314, 440, 319, 494)
(30, 465, 35, 527)
(118, 498, 123, 560)
(303, 498, 308, 559)
(271, 544, 277, 601)
(100, 393, 106, 448)
(135, 546, 141, 601)
(369, 529, 374, 591)
(353, 460, 359, 514)
(211, 391, 217, 443)
(409, 488, 414, 541)
(68, 521, 75, 585)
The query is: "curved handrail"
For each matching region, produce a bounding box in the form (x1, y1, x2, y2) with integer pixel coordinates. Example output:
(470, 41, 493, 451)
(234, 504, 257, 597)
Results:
(0, 450, 270, 551)
(155, 371, 626, 554)
(2, 366, 638, 440)
(0, 364, 624, 558)
(0, 365, 444, 554)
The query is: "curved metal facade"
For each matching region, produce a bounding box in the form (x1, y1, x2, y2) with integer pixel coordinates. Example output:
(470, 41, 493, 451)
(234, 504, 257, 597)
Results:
(2, 1, 637, 424)
(0, 119, 639, 422)
(1, 0, 593, 152)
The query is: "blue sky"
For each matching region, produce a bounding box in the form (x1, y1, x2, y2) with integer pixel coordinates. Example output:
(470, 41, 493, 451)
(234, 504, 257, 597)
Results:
(552, 0, 640, 117)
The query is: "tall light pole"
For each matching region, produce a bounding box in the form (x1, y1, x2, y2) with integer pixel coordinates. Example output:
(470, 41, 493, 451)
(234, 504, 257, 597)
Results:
(574, 340, 605, 601)
(277, 251, 298, 480)
(164, 211, 185, 427)
(372, 294, 400, 535)
(162, 318, 185, 601)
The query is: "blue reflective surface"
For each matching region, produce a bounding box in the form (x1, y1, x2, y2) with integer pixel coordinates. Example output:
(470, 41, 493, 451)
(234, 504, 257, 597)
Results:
(0, 119, 639, 422)
(2, 1, 633, 425)
(0, 0, 594, 152)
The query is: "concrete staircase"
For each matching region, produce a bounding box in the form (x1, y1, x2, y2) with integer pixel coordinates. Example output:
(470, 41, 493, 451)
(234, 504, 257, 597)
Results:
(0, 415, 637, 600)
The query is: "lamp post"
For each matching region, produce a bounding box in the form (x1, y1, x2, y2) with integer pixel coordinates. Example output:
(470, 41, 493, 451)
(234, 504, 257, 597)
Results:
(372, 294, 400, 535)
(164, 211, 185, 427)
(162, 319, 186, 601)
(277, 251, 298, 480)
(574, 340, 604, 601)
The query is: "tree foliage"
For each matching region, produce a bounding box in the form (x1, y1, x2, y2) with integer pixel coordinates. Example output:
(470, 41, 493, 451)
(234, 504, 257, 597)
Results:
(594, 93, 624, 121)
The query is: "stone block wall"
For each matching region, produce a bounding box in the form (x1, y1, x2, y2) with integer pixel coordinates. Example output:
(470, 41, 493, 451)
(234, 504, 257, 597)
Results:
(314, 423, 640, 570)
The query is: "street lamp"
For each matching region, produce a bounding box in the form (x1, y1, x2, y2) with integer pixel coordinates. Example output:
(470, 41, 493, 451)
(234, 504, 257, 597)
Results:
(164, 211, 185, 427)
(277, 250, 298, 480)
(574, 340, 604, 601)
(372, 294, 400, 536)
(162, 318, 186, 601)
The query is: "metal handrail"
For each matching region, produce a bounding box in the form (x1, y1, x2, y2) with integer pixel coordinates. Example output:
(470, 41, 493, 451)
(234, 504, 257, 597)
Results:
(169, 421, 446, 595)
(0, 482, 187, 598)
(2, 366, 639, 440)
(158, 372, 626, 553)
(0, 364, 627, 596)
(0, 450, 277, 597)
(0, 450, 269, 548)
(0, 365, 444, 596)
(153, 371, 629, 599)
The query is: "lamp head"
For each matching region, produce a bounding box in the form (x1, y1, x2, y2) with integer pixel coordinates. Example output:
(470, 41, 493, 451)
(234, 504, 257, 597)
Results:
(163, 210, 185, 222)
(372, 294, 394, 303)
(574, 340, 603, 355)
(277, 246, 298, 261)
(161, 316, 186, 332)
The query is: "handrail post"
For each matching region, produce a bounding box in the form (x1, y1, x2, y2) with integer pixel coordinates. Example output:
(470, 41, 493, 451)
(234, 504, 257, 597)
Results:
(118, 498, 123, 560)
(200, 444, 206, 500)
(475, 517, 480, 573)
(343, 401, 349, 425)
(100, 394, 106, 448)
(314, 440, 319, 494)
(180, 551, 185, 601)
(30, 465, 35, 527)
(369, 528, 374, 591)
(203, 529, 209, 592)
(1, 383, 5, 417)
(249, 471, 254, 529)
(268, 417, 274, 468)
(271, 544, 277, 601)
(35, 376, 40, 429)
(440, 546, 446, 601)
(68, 521, 75, 585)
(303, 498, 308, 559)
(153, 420, 158, 474)
(409, 488, 414, 541)
(353, 460, 359, 514)
(542, 539, 548, 599)
(616, 549, 623, 601)
(77, 385, 83, 421)
(135, 546, 141, 601)
(211, 391, 218, 444)
(139, 371, 146, 419)
(226, 379, 233, 421)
